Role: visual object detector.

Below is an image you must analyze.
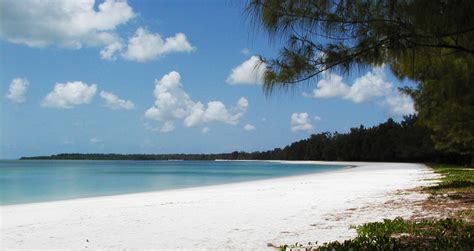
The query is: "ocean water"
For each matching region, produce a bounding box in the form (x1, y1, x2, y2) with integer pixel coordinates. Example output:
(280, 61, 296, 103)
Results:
(0, 160, 344, 205)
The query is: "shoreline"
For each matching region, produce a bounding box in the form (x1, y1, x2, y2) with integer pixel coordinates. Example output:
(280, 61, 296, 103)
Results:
(0, 161, 438, 249)
(1, 160, 348, 207)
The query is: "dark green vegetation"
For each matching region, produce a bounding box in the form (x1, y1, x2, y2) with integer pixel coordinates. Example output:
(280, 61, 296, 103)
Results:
(246, 0, 474, 165)
(248, 116, 465, 164)
(21, 115, 470, 165)
(21, 153, 230, 161)
(280, 165, 474, 250)
(280, 218, 473, 251)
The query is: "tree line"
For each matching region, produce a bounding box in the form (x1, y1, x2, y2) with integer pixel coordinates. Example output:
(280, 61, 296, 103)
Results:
(245, 0, 474, 166)
(21, 115, 470, 165)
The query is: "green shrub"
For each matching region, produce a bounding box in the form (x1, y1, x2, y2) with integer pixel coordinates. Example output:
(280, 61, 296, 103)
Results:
(313, 218, 474, 251)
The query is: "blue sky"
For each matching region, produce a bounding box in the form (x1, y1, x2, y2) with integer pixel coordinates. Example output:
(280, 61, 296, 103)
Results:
(0, 0, 415, 159)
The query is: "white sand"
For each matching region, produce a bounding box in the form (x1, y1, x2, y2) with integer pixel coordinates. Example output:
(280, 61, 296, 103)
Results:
(0, 162, 437, 250)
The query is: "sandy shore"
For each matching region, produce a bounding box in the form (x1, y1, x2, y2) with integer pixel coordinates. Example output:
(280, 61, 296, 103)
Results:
(1, 162, 437, 250)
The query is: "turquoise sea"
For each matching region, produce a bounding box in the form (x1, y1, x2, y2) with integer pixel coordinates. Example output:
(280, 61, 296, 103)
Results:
(0, 160, 344, 205)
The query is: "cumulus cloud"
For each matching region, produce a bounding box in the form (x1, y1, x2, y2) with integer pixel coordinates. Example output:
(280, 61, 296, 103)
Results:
(226, 56, 266, 85)
(384, 92, 415, 116)
(100, 90, 134, 110)
(6, 77, 28, 103)
(291, 113, 313, 132)
(145, 71, 249, 132)
(120, 28, 194, 62)
(160, 121, 175, 133)
(100, 42, 123, 60)
(42, 81, 97, 109)
(0, 0, 134, 49)
(306, 67, 415, 116)
(345, 68, 392, 103)
(309, 73, 349, 98)
(0, 1, 195, 62)
(243, 124, 256, 131)
(237, 97, 249, 110)
(144, 71, 194, 125)
(183, 99, 248, 127)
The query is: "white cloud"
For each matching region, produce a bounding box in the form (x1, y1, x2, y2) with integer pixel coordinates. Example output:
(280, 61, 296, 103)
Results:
(345, 68, 392, 103)
(184, 99, 247, 127)
(0, 2, 195, 62)
(384, 92, 415, 116)
(226, 56, 266, 85)
(145, 71, 249, 132)
(100, 90, 134, 110)
(309, 73, 349, 98)
(160, 121, 175, 133)
(240, 48, 250, 55)
(243, 124, 256, 131)
(42, 81, 97, 109)
(314, 115, 322, 121)
(145, 121, 174, 133)
(144, 71, 195, 127)
(306, 67, 415, 116)
(0, 0, 134, 49)
(6, 77, 28, 103)
(121, 28, 194, 62)
(100, 41, 123, 60)
(291, 112, 313, 132)
(201, 127, 210, 134)
(237, 97, 249, 110)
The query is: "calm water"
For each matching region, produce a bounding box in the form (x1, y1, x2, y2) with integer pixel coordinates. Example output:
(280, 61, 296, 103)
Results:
(0, 160, 344, 205)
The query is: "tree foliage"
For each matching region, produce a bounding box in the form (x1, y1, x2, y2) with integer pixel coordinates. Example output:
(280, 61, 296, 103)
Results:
(246, 0, 474, 161)
(404, 53, 474, 157)
(247, 115, 464, 163)
(246, 0, 473, 87)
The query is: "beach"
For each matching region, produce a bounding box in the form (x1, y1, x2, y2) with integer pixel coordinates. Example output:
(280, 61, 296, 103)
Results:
(0, 162, 437, 250)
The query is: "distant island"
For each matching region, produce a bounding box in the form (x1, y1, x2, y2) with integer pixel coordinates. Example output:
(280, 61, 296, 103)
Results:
(21, 116, 470, 165)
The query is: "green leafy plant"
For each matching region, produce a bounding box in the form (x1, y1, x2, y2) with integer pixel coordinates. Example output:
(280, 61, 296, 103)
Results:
(281, 218, 473, 251)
